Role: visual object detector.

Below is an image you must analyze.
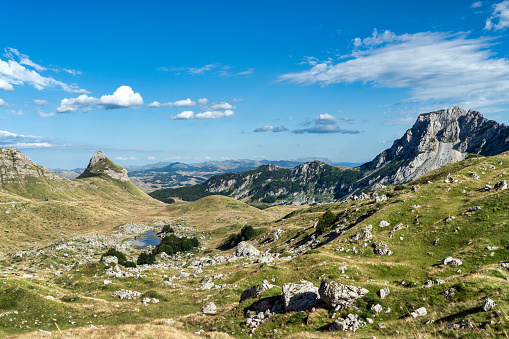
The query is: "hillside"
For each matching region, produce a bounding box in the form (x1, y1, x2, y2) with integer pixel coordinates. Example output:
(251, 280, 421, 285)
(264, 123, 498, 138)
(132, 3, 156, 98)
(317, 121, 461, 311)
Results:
(150, 162, 364, 206)
(151, 106, 509, 206)
(0, 149, 168, 252)
(2, 150, 509, 337)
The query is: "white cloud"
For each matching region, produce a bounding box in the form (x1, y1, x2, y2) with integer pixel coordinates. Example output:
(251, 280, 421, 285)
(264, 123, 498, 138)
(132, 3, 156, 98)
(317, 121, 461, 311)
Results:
(0, 78, 13, 91)
(147, 156, 156, 160)
(198, 98, 208, 105)
(353, 28, 399, 48)
(486, 1, 509, 30)
(280, 31, 509, 108)
(33, 99, 48, 105)
(56, 86, 143, 113)
(56, 94, 98, 113)
(0, 98, 7, 106)
(114, 156, 138, 161)
(253, 125, 289, 132)
(210, 102, 235, 110)
(4, 48, 47, 72)
(0, 49, 87, 94)
(472, 1, 482, 8)
(37, 108, 56, 118)
(10, 109, 22, 116)
(62, 68, 82, 76)
(0, 130, 55, 148)
(170, 110, 195, 120)
(292, 114, 360, 134)
(99, 85, 143, 109)
(315, 114, 337, 125)
(148, 98, 196, 108)
(196, 110, 234, 119)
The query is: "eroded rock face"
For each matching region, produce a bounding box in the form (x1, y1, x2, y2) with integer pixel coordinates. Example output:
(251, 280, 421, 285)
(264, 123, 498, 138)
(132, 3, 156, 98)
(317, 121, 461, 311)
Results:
(282, 280, 319, 312)
(240, 282, 278, 303)
(0, 148, 64, 183)
(202, 302, 217, 314)
(318, 278, 369, 311)
(79, 151, 129, 182)
(332, 313, 366, 332)
(360, 106, 509, 185)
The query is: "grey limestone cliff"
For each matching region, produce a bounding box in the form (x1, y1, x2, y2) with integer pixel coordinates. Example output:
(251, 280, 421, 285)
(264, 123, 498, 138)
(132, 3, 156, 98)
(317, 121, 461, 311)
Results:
(359, 106, 509, 185)
(78, 151, 130, 182)
(0, 148, 64, 184)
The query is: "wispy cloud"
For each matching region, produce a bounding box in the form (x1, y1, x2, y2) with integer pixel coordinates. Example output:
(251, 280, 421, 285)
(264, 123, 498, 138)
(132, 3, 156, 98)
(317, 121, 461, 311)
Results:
(0, 130, 55, 148)
(0, 48, 87, 93)
(292, 113, 360, 134)
(33, 99, 48, 106)
(114, 156, 137, 161)
(472, 1, 482, 8)
(253, 125, 289, 132)
(148, 98, 196, 108)
(279, 30, 509, 108)
(158, 63, 254, 77)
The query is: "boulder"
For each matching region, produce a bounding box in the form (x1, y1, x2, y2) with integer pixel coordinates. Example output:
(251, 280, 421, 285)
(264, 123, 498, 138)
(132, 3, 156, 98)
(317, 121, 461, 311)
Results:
(318, 278, 369, 311)
(495, 180, 508, 190)
(372, 242, 392, 256)
(378, 287, 390, 299)
(273, 229, 284, 241)
(202, 302, 217, 314)
(442, 257, 462, 266)
(482, 298, 495, 312)
(282, 280, 319, 312)
(379, 220, 390, 228)
(371, 304, 383, 313)
(235, 242, 260, 257)
(410, 307, 427, 318)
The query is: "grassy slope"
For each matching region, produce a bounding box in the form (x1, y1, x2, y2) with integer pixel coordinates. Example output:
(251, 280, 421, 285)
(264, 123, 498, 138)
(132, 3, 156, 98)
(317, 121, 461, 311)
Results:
(2, 153, 509, 337)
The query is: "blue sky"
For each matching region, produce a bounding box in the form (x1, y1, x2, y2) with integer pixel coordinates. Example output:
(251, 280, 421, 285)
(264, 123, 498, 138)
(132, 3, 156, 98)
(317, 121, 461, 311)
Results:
(2, 0, 509, 169)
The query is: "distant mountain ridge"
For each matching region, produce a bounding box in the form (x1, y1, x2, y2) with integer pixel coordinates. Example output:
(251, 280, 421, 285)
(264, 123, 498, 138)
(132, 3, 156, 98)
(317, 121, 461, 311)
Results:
(150, 106, 509, 205)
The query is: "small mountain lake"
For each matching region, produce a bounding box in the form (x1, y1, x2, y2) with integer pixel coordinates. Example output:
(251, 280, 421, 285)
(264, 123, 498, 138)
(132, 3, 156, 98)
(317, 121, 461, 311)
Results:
(123, 232, 161, 249)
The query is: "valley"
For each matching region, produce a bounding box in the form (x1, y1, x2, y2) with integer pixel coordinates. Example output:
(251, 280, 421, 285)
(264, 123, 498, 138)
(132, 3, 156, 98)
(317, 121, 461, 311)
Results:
(0, 107, 508, 338)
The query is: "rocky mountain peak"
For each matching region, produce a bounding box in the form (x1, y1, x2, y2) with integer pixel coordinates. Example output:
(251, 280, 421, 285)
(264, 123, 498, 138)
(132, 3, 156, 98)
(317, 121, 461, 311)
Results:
(359, 106, 509, 185)
(78, 151, 129, 182)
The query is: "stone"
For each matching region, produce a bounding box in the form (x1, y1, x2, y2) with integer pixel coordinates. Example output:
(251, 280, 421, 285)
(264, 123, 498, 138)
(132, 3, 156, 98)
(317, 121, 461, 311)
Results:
(331, 313, 366, 332)
(282, 280, 320, 312)
(378, 287, 390, 299)
(318, 278, 369, 311)
(372, 242, 392, 256)
(101, 256, 118, 264)
(273, 229, 284, 241)
(442, 257, 462, 266)
(482, 298, 495, 312)
(235, 242, 260, 257)
(410, 307, 427, 318)
(371, 304, 383, 313)
(240, 283, 278, 303)
(468, 206, 481, 212)
(379, 220, 390, 228)
(495, 180, 507, 190)
(112, 289, 141, 300)
(202, 302, 217, 314)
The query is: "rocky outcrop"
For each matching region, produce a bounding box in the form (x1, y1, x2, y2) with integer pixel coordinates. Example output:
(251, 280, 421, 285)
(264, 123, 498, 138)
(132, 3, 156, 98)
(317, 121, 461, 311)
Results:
(78, 151, 129, 182)
(240, 281, 278, 303)
(360, 106, 509, 185)
(332, 313, 366, 332)
(0, 148, 64, 184)
(235, 242, 260, 257)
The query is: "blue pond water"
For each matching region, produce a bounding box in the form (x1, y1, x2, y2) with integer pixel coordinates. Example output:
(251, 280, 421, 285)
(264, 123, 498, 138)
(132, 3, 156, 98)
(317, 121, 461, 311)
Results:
(124, 232, 161, 249)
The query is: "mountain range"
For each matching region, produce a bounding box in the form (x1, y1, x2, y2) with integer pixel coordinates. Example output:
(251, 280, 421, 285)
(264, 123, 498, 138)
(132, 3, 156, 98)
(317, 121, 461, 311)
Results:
(150, 106, 509, 205)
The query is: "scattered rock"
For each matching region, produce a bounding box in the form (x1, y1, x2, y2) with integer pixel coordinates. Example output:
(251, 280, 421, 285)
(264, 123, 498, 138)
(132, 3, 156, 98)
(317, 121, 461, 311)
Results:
(482, 298, 495, 312)
(235, 242, 260, 257)
(468, 206, 481, 212)
(371, 304, 383, 313)
(378, 287, 390, 299)
(379, 220, 390, 228)
(442, 257, 462, 266)
(273, 229, 284, 241)
(240, 282, 278, 303)
(495, 180, 507, 190)
(112, 289, 141, 300)
(372, 242, 392, 256)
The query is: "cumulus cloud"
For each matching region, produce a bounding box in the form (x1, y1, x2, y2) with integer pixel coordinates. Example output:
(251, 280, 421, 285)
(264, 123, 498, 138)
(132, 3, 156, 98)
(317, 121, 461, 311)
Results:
(485, 1, 509, 30)
(0, 130, 55, 148)
(33, 99, 48, 105)
(353, 28, 399, 47)
(148, 98, 195, 107)
(37, 108, 56, 118)
(170, 110, 195, 120)
(55, 86, 143, 113)
(99, 85, 143, 109)
(0, 98, 7, 106)
(292, 113, 360, 134)
(472, 1, 482, 8)
(253, 125, 289, 132)
(280, 31, 509, 108)
(198, 98, 208, 105)
(0, 49, 87, 94)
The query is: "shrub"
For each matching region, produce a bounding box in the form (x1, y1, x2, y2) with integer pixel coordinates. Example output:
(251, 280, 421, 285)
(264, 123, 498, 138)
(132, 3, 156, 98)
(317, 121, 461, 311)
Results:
(161, 224, 175, 234)
(316, 210, 336, 233)
(152, 234, 200, 256)
(220, 225, 264, 249)
(137, 252, 156, 265)
(101, 248, 137, 268)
